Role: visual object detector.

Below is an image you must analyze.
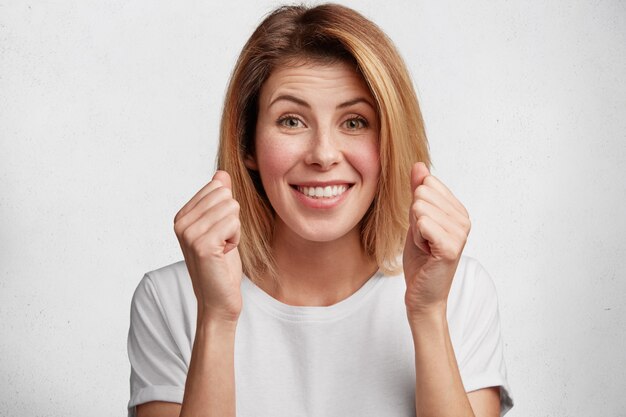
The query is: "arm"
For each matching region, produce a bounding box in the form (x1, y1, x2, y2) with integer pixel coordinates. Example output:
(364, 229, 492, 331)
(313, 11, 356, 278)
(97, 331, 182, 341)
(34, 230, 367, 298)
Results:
(178, 316, 237, 416)
(136, 316, 237, 417)
(409, 312, 499, 417)
(135, 171, 242, 417)
(403, 162, 500, 417)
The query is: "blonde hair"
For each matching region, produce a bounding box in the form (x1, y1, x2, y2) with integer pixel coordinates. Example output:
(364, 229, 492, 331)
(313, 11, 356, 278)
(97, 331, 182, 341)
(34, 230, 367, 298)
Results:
(217, 4, 430, 283)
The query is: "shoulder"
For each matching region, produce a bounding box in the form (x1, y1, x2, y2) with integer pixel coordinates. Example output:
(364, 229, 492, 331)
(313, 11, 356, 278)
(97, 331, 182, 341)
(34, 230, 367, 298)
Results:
(447, 255, 501, 323)
(447, 257, 514, 412)
(136, 259, 190, 291)
(127, 261, 193, 412)
(145, 259, 190, 283)
(131, 260, 196, 314)
(450, 255, 498, 301)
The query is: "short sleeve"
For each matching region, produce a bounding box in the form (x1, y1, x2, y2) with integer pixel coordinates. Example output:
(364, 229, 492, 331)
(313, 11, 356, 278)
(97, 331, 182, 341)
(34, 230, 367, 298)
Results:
(455, 261, 514, 416)
(127, 274, 186, 416)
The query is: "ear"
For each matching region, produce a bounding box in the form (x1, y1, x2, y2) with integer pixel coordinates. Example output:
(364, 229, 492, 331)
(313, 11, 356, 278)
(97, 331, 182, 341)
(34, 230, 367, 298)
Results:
(244, 153, 258, 170)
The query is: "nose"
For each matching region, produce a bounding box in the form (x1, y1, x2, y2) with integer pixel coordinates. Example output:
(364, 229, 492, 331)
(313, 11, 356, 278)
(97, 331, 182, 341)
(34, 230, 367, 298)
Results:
(304, 129, 342, 170)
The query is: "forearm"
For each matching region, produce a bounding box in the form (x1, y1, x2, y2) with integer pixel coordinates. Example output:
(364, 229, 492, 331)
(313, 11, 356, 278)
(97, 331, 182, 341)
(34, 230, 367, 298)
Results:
(409, 309, 474, 417)
(179, 313, 238, 417)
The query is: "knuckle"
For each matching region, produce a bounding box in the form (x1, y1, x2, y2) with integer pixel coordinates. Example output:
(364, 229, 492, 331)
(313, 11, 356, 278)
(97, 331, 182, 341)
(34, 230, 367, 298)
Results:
(224, 213, 240, 229)
(173, 222, 182, 237)
(191, 239, 210, 258)
(456, 232, 468, 247)
(174, 215, 187, 233)
(173, 210, 183, 225)
(414, 184, 427, 199)
(457, 216, 469, 230)
(189, 238, 202, 253)
(209, 187, 227, 203)
(455, 242, 466, 256)
(465, 217, 472, 233)
(442, 245, 457, 261)
(228, 199, 240, 213)
(416, 215, 428, 228)
(217, 186, 232, 199)
(231, 215, 241, 228)
(412, 200, 427, 216)
(181, 227, 194, 245)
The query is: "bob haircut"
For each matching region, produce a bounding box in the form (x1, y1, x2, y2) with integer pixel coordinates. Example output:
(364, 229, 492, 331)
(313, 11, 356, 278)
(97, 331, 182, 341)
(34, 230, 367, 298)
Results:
(217, 3, 431, 284)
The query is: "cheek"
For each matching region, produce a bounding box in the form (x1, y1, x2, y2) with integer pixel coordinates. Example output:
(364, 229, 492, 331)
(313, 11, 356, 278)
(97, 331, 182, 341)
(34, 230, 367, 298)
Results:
(255, 135, 297, 180)
(349, 141, 381, 183)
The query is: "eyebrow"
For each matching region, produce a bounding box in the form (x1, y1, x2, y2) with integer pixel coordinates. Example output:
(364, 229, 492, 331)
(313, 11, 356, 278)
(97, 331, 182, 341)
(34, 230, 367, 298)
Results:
(269, 95, 375, 110)
(336, 97, 375, 110)
(270, 94, 310, 109)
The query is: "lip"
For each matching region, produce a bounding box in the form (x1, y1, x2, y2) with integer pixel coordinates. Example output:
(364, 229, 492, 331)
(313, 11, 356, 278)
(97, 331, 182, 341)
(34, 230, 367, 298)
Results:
(290, 183, 353, 209)
(290, 181, 353, 187)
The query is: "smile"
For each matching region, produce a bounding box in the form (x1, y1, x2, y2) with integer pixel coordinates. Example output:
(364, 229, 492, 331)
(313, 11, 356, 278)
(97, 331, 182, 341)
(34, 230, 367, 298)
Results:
(295, 184, 351, 199)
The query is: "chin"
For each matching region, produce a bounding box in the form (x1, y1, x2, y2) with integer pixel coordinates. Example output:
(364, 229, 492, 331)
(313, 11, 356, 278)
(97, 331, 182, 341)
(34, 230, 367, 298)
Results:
(288, 221, 361, 244)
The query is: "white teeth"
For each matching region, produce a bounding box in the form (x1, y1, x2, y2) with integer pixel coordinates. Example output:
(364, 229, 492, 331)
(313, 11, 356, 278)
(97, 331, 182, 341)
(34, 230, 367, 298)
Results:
(297, 185, 349, 199)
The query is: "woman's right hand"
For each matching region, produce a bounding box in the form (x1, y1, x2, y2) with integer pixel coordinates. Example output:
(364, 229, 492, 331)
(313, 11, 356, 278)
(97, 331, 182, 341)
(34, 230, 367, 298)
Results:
(174, 170, 243, 323)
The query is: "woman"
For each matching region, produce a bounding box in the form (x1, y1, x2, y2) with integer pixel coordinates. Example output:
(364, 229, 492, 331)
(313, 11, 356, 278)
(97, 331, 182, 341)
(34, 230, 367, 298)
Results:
(127, 4, 513, 417)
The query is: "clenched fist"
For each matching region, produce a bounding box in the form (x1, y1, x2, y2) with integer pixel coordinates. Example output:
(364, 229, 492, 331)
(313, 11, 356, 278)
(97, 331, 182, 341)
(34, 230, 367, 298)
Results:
(403, 162, 471, 320)
(173, 170, 243, 323)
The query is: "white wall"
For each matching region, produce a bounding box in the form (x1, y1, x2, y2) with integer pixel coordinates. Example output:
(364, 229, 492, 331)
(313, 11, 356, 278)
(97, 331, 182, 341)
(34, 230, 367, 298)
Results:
(1, 1, 625, 416)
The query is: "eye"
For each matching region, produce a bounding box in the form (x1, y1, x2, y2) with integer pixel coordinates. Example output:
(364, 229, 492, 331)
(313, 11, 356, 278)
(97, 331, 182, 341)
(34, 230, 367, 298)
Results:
(277, 115, 304, 129)
(343, 116, 368, 130)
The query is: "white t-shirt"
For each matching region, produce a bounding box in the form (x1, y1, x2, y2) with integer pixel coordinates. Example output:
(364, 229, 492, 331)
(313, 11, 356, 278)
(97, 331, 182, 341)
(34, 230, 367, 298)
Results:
(127, 255, 513, 416)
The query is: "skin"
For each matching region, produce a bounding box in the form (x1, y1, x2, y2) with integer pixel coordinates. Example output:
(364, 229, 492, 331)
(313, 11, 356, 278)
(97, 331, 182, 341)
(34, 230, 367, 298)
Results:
(139, 62, 500, 417)
(246, 62, 381, 305)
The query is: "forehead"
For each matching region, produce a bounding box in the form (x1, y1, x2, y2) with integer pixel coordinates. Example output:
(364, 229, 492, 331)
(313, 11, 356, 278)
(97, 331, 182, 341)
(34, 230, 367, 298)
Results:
(259, 61, 375, 106)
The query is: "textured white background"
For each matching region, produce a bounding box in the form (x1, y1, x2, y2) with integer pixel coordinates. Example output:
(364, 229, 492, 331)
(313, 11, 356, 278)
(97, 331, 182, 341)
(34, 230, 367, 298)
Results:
(1, 1, 625, 416)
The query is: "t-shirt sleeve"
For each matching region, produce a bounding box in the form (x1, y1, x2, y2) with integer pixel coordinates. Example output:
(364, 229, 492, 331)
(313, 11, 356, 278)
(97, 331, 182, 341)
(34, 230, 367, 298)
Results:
(456, 260, 514, 416)
(127, 273, 186, 416)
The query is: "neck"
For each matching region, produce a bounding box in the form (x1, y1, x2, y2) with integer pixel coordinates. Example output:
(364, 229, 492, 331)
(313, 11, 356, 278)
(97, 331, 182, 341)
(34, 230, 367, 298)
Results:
(258, 221, 379, 307)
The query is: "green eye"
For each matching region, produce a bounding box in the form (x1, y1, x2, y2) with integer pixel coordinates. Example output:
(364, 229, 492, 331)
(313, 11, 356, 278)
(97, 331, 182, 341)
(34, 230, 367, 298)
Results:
(278, 116, 303, 128)
(344, 117, 367, 130)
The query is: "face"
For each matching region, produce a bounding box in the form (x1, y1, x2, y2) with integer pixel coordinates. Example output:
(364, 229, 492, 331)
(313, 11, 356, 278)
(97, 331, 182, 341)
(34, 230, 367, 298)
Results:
(248, 61, 381, 244)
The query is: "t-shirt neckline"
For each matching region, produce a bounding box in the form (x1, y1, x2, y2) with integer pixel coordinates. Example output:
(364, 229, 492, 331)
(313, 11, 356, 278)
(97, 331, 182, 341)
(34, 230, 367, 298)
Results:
(241, 270, 385, 322)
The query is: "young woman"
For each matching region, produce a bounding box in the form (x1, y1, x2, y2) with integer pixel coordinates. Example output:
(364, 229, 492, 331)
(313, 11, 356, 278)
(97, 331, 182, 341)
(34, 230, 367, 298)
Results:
(127, 4, 513, 417)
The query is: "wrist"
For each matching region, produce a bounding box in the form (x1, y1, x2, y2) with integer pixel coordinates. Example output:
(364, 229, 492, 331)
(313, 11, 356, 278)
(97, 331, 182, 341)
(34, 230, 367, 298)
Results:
(407, 304, 448, 334)
(197, 309, 239, 332)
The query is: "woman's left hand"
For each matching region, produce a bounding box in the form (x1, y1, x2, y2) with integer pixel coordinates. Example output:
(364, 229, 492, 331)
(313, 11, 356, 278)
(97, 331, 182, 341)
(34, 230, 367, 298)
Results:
(403, 162, 471, 321)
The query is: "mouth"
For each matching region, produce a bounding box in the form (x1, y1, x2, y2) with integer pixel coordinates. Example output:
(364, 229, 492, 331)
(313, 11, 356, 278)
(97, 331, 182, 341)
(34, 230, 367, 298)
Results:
(291, 184, 353, 199)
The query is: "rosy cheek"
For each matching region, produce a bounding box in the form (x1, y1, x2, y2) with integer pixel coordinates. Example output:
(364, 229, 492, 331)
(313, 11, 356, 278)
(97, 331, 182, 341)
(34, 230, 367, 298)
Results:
(348, 142, 381, 179)
(255, 136, 297, 177)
